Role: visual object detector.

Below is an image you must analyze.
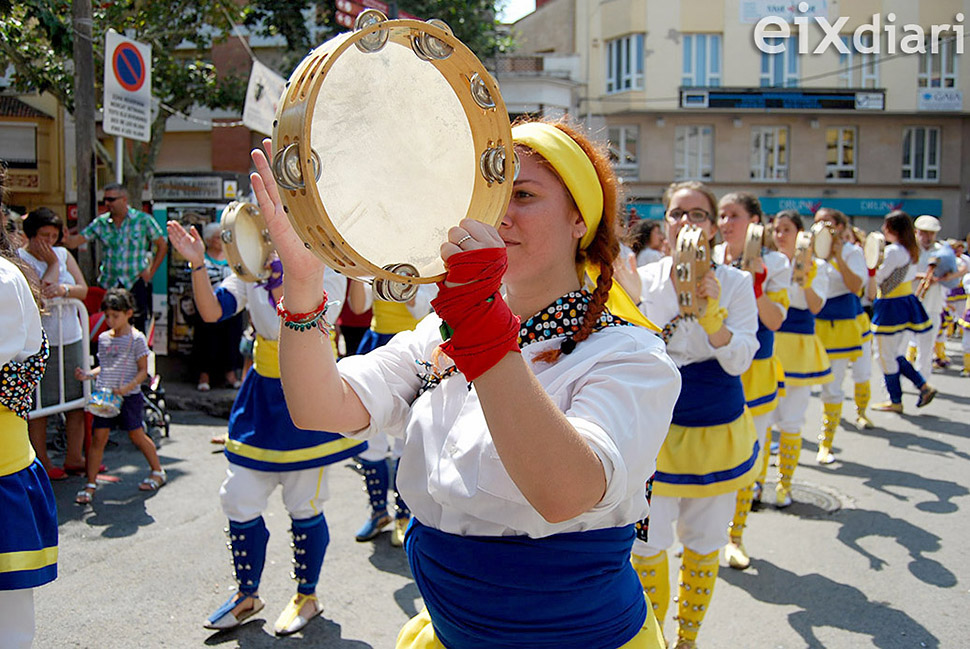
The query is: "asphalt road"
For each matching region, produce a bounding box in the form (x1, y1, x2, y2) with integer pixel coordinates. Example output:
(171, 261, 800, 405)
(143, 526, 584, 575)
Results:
(32, 341, 970, 649)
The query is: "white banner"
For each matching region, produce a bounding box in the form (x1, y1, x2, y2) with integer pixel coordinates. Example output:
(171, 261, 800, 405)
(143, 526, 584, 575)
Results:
(242, 60, 286, 136)
(918, 89, 963, 112)
(103, 30, 152, 143)
(740, 0, 828, 24)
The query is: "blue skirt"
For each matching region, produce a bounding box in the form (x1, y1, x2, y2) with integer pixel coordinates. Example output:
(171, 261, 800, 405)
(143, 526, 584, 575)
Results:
(872, 295, 932, 336)
(0, 459, 58, 590)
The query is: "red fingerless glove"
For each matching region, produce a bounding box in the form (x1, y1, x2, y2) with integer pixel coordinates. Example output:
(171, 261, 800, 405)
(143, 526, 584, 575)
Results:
(431, 248, 521, 382)
(868, 267, 876, 277)
(753, 268, 767, 299)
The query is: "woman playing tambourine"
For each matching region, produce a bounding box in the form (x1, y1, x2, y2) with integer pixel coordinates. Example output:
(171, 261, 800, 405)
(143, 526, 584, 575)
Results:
(250, 119, 681, 649)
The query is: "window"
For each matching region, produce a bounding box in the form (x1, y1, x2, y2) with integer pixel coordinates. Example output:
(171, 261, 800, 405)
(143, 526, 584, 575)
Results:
(0, 123, 38, 169)
(608, 126, 638, 175)
(606, 34, 644, 94)
(750, 126, 788, 181)
(760, 37, 799, 87)
(902, 126, 940, 182)
(826, 127, 856, 182)
(682, 34, 722, 87)
(675, 125, 714, 180)
(839, 35, 879, 88)
(918, 35, 958, 88)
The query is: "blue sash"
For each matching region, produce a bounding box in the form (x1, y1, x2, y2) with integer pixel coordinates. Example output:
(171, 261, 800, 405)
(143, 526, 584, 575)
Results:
(817, 293, 858, 321)
(779, 307, 815, 335)
(671, 359, 746, 427)
(754, 322, 774, 360)
(405, 519, 646, 649)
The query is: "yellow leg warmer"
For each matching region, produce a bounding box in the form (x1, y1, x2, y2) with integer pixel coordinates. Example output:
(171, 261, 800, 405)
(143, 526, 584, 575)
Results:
(963, 353, 970, 377)
(728, 484, 754, 542)
(674, 548, 719, 644)
(853, 381, 872, 429)
(817, 402, 841, 464)
(934, 340, 947, 362)
(776, 431, 802, 507)
(631, 551, 670, 625)
(906, 345, 917, 363)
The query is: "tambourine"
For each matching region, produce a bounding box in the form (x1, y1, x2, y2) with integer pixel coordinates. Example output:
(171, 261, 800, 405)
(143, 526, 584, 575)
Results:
(740, 223, 766, 273)
(792, 230, 815, 287)
(672, 225, 711, 319)
(221, 201, 274, 282)
(864, 231, 885, 270)
(272, 10, 514, 302)
(85, 388, 122, 418)
(809, 221, 834, 260)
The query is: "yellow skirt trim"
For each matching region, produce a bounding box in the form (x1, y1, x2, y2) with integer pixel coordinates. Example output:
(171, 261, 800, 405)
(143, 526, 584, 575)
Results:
(396, 596, 665, 649)
(0, 546, 58, 575)
(815, 317, 864, 361)
(654, 409, 759, 499)
(741, 357, 783, 416)
(774, 332, 833, 386)
(879, 280, 913, 300)
(225, 436, 363, 464)
(0, 407, 34, 477)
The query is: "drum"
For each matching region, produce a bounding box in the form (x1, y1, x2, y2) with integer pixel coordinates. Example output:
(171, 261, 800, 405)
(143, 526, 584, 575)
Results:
(221, 201, 274, 282)
(272, 10, 514, 302)
(792, 231, 815, 287)
(810, 221, 834, 260)
(85, 388, 122, 418)
(672, 225, 711, 319)
(740, 223, 765, 273)
(864, 231, 885, 270)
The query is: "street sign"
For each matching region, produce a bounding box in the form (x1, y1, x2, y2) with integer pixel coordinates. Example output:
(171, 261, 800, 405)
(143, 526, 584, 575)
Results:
(103, 30, 152, 143)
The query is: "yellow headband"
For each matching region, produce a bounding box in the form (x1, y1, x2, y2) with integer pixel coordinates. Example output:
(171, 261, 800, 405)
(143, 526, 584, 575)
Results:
(512, 122, 603, 250)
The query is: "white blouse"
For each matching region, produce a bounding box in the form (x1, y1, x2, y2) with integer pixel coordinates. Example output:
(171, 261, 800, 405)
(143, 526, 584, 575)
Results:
(18, 247, 84, 345)
(712, 244, 791, 321)
(787, 258, 832, 311)
(827, 242, 867, 299)
(0, 257, 43, 366)
(338, 314, 681, 538)
(875, 243, 917, 286)
(637, 257, 759, 375)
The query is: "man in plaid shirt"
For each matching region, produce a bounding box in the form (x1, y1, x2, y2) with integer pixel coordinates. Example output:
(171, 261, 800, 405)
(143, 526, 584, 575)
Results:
(64, 183, 168, 335)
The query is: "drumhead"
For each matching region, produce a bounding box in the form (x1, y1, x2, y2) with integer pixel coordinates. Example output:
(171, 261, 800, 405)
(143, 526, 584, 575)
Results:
(222, 202, 273, 283)
(741, 223, 764, 272)
(673, 225, 709, 319)
(864, 231, 885, 269)
(811, 222, 833, 259)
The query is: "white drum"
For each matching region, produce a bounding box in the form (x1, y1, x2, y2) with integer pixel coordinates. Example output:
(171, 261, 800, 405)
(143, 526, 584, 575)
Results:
(672, 225, 711, 319)
(272, 10, 514, 301)
(792, 230, 815, 287)
(810, 221, 834, 260)
(221, 201, 274, 282)
(864, 231, 885, 270)
(741, 223, 765, 273)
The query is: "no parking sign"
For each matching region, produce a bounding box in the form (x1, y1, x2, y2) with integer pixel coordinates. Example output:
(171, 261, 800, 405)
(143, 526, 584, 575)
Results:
(103, 30, 152, 143)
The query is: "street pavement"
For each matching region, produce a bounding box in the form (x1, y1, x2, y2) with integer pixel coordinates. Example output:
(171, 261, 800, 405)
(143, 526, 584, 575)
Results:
(33, 341, 970, 648)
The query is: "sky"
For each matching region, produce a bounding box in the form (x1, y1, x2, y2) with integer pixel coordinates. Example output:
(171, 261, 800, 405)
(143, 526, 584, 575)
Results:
(498, 0, 535, 23)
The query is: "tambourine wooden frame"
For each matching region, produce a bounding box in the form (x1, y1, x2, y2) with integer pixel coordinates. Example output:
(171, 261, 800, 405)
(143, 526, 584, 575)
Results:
(673, 225, 710, 319)
(272, 18, 514, 286)
(222, 201, 274, 283)
(792, 231, 814, 287)
(741, 223, 765, 273)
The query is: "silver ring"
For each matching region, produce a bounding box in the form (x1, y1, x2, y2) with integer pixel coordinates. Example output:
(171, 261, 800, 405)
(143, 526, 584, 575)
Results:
(455, 235, 473, 247)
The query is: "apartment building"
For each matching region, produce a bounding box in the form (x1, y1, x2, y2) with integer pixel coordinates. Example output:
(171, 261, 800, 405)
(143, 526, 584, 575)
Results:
(510, 0, 970, 237)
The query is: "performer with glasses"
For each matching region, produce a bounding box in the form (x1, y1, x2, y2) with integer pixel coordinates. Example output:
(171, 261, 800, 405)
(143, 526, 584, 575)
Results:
(632, 181, 758, 648)
(250, 119, 681, 649)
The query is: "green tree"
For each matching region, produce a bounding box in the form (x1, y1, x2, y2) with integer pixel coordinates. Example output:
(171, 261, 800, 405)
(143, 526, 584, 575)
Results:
(0, 0, 247, 203)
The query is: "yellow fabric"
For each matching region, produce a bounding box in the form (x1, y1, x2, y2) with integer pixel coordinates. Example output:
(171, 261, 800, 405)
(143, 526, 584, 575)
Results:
(815, 317, 864, 361)
(854, 381, 870, 416)
(905, 345, 918, 363)
(776, 431, 802, 491)
(819, 402, 841, 450)
(697, 301, 727, 335)
(765, 288, 791, 311)
(274, 593, 318, 632)
(397, 595, 665, 649)
(879, 280, 913, 299)
(512, 122, 602, 250)
(774, 331, 833, 386)
(585, 264, 661, 333)
(253, 334, 280, 379)
(373, 301, 420, 335)
(632, 550, 670, 624)
(729, 483, 756, 541)
(934, 341, 947, 362)
(741, 357, 784, 416)
(0, 546, 58, 575)
(654, 409, 759, 499)
(857, 311, 872, 340)
(676, 548, 719, 643)
(225, 436, 362, 465)
(0, 407, 34, 477)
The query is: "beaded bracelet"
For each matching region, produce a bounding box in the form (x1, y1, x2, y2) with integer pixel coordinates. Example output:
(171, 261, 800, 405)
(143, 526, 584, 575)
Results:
(277, 293, 331, 335)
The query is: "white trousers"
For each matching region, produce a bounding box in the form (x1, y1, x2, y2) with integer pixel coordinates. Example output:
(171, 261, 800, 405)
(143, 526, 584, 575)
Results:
(910, 286, 943, 377)
(634, 492, 736, 557)
(752, 411, 772, 464)
(851, 337, 872, 383)
(0, 589, 34, 649)
(220, 463, 330, 523)
(963, 329, 970, 354)
(357, 431, 404, 463)
(820, 358, 850, 404)
(773, 384, 812, 433)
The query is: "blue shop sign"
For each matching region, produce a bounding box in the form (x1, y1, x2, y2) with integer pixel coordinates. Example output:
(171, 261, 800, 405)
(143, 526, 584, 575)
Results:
(758, 197, 943, 218)
(627, 203, 666, 220)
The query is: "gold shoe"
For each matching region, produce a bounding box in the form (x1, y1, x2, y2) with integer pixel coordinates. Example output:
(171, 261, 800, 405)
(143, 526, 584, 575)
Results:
(724, 540, 750, 570)
(390, 517, 409, 548)
(274, 593, 322, 636)
(872, 401, 903, 413)
(855, 414, 874, 429)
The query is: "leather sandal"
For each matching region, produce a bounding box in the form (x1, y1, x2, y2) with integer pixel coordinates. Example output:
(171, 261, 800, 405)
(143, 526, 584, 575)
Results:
(274, 593, 323, 636)
(75, 483, 97, 505)
(204, 593, 265, 630)
(138, 469, 167, 491)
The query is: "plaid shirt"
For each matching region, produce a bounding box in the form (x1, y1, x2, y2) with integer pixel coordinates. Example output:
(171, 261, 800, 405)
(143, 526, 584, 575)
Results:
(82, 208, 166, 289)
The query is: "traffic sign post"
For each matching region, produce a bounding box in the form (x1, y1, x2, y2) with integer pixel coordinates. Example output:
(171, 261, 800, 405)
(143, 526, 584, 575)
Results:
(103, 30, 152, 143)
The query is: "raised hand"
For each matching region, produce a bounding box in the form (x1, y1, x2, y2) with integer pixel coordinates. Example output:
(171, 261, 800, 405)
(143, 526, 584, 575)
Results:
(166, 221, 206, 267)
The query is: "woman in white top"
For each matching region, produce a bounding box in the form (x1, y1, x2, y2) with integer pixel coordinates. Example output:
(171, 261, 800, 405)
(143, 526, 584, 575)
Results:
(869, 211, 936, 412)
(250, 119, 681, 649)
(18, 208, 88, 480)
(632, 181, 759, 647)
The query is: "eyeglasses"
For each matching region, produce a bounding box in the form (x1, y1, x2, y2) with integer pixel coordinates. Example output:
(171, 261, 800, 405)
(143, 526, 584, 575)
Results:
(666, 208, 711, 224)
(104, 196, 123, 203)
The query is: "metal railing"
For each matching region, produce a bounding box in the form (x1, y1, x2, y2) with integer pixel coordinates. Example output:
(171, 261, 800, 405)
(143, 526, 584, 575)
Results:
(29, 297, 93, 419)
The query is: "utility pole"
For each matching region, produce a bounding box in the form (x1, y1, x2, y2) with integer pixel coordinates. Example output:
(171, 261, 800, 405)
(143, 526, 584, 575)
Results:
(73, 0, 97, 281)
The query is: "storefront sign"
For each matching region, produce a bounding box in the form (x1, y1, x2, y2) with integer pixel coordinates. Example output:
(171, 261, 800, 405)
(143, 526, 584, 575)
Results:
(759, 197, 943, 218)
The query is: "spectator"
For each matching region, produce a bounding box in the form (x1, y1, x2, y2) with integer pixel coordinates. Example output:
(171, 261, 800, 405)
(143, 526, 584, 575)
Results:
(19, 208, 89, 480)
(191, 221, 242, 391)
(62, 183, 167, 335)
(1, 205, 26, 249)
(626, 218, 666, 266)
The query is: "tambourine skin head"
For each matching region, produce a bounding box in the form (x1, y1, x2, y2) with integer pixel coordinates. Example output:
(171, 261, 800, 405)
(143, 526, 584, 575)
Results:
(221, 201, 274, 283)
(864, 231, 885, 270)
(672, 225, 710, 319)
(793, 231, 814, 287)
(741, 223, 765, 273)
(272, 19, 513, 287)
(810, 222, 834, 260)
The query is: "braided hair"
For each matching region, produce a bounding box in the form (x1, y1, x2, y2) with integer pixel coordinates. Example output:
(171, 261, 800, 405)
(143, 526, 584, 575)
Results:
(516, 119, 621, 364)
